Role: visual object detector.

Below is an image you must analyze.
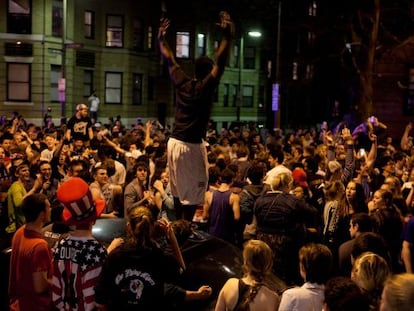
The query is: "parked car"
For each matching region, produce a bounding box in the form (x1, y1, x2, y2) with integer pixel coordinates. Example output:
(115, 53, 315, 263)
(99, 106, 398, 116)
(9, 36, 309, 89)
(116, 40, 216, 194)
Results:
(1, 219, 287, 310)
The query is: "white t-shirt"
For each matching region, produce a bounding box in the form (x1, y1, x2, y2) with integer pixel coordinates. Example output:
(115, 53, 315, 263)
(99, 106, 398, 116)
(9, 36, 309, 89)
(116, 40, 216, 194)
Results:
(89, 95, 100, 112)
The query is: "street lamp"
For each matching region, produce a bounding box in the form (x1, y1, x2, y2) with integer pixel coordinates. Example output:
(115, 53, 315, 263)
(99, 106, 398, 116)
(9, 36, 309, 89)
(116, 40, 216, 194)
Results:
(236, 30, 262, 122)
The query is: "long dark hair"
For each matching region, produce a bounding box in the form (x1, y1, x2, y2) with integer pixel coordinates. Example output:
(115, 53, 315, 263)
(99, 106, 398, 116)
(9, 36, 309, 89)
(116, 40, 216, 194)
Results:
(345, 181, 368, 214)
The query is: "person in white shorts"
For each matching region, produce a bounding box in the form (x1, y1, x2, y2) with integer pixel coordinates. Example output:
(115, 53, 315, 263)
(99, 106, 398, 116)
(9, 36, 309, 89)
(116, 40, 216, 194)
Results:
(158, 11, 234, 220)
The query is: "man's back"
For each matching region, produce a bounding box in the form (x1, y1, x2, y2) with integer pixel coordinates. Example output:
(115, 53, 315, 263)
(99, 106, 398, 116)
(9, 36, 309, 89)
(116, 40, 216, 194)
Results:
(170, 67, 218, 143)
(9, 226, 53, 311)
(208, 189, 235, 242)
(52, 236, 107, 310)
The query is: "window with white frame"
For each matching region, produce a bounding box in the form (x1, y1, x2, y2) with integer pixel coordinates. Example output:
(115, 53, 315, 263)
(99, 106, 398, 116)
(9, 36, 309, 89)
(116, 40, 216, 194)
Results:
(242, 85, 254, 107)
(244, 46, 256, 70)
(84, 10, 95, 39)
(7, 63, 31, 101)
(106, 15, 124, 47)
(176, 31, 190, 58)
(105, 72, 122, 104)
(50, 65, 61, 102)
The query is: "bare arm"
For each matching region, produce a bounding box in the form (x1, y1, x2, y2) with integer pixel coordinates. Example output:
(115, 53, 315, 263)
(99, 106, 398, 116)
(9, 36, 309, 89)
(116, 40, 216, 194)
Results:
(158, 18, 179, 75)
(32, 270, 52, 294)
(202, 191, 212, 220)
(402, 240, 412, 273)
(158, 218, 186, 271)
(231, 192, 240, 221)
(365, 133, 377, 172)
(400, 122, 413, 151)
(406, 186, 414, 208)
(341, 128, 355, 185)
(211, 11, 235, 79)
(102, 136, 126, 155)
(144, 121, 153, 148)
(184, 285, 212, 301)
(65, 128, 71, 142)
(88, 127, 94, 141)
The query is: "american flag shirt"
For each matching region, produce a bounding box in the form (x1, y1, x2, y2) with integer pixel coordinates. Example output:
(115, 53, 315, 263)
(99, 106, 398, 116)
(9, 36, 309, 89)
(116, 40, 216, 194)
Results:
(52, 236, 107, 311)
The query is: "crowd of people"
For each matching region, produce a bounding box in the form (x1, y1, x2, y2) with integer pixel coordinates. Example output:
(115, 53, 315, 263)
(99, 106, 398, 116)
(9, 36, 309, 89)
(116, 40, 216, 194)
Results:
(2, 10, 414, 311)
(2, 105, 414, 310)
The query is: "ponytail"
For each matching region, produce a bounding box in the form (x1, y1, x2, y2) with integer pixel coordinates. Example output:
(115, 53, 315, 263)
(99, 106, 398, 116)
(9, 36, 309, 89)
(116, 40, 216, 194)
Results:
(127, 206, 154, 249)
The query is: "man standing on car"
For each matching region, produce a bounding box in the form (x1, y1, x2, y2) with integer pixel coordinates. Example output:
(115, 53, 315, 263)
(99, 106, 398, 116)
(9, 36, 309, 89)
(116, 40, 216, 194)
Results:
(158, 11, 234, 221)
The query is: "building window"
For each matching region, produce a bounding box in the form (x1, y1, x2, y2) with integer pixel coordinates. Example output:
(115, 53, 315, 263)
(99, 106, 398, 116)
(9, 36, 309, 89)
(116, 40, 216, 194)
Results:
(132, 73, 143, 105)
(84, 10, 95, 39)
(83, 70, 93, 99)
(292, 61, 298, 80)
(106, 15, 124, 47)
(105, 72, 122, 104)
(132, 18, 144, 51)
(232, 84, 238, 107)
(7, 63, 31, 101)
(223, 84, 229, 107)
(5, 43, 33, 57)
(147, 26, 153, 50)
(242, 85, 254, 108)
(8, 0, 31, 34)
(50, 65, 61, 102)
(244, 47, 256, 70)
(52, 0, 63, 37)
(197, 33, 206, 58)
(176, 31, 190, 58)
(306, 64, 314, 80)
(308, 1, 317, 17)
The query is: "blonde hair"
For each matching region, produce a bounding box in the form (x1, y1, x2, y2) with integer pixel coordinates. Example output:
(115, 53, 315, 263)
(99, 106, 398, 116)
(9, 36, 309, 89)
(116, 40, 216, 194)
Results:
(127, 206, 154, 249)
(382, 273, 414, 311)
(243, 239, 273, 281)
(351, 252, 390, 307)
(239, 240, 274, 310)
(271, 172, 292, 192)
(324, 180, 345, 201)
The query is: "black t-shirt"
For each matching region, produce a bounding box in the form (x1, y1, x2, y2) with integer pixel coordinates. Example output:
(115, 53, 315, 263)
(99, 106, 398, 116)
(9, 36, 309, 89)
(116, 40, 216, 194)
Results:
(66, 115, 92, 141)
(170, 67, 219, 143)
(95, 243, 181, 310)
